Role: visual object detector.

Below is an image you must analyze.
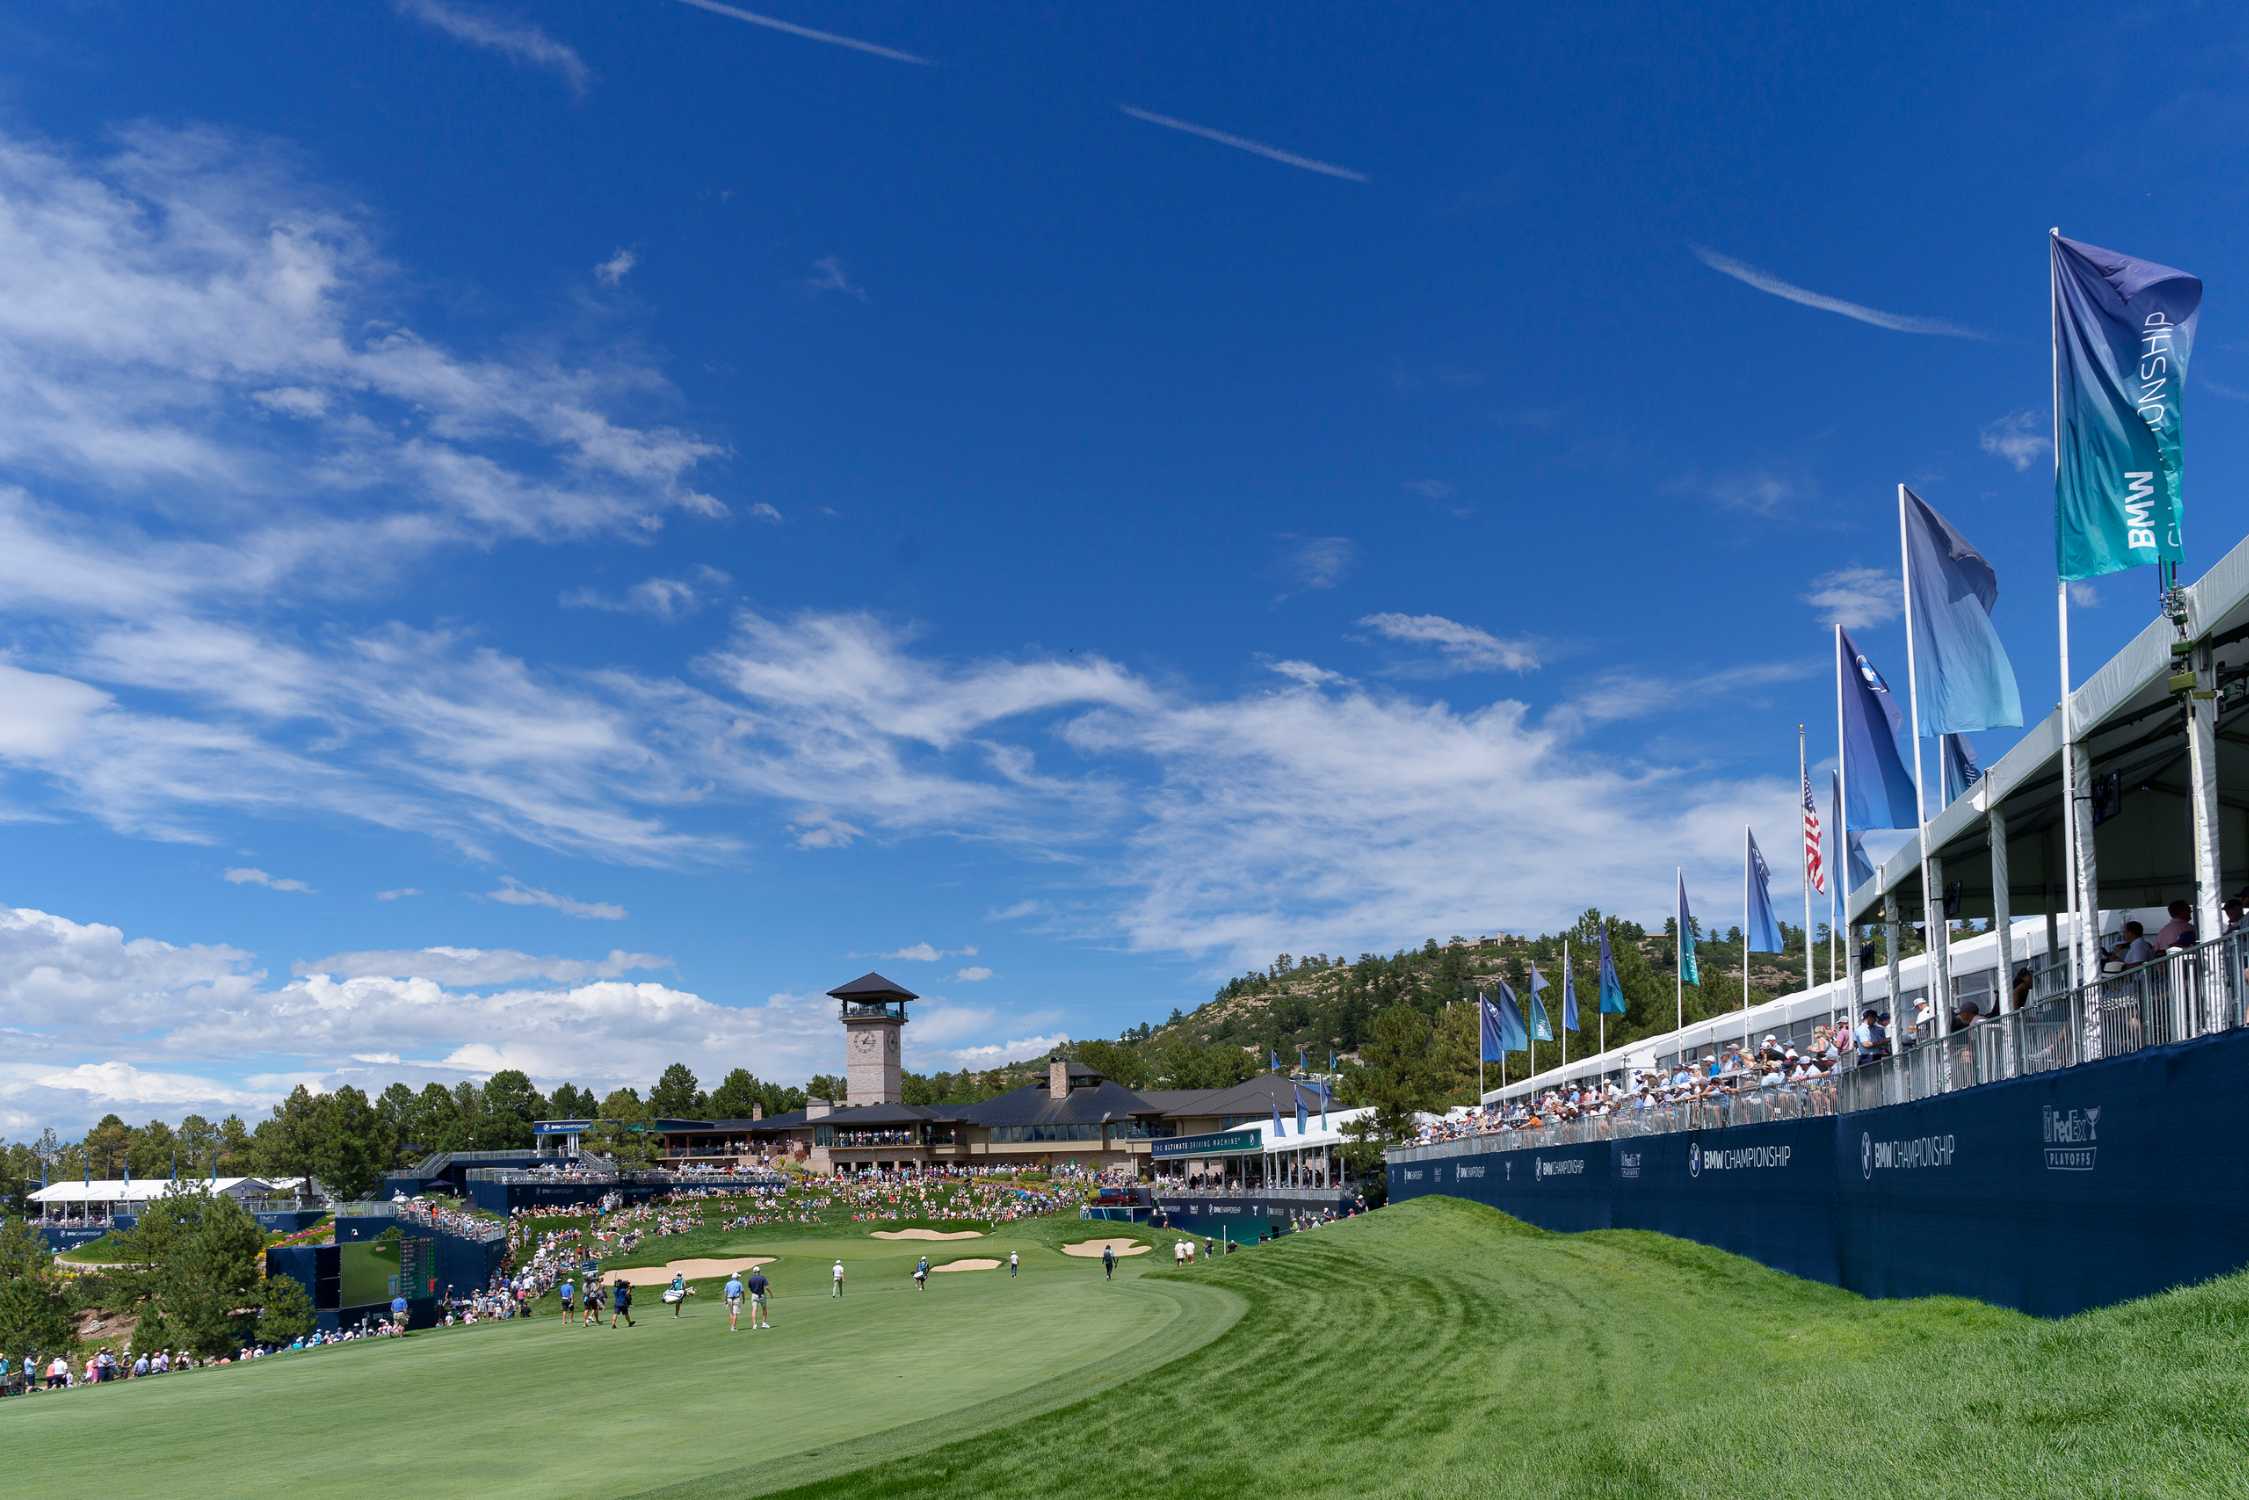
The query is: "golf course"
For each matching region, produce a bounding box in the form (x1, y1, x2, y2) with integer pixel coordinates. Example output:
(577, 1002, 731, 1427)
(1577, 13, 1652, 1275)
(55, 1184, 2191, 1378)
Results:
(12, 1199, 2248, 1498)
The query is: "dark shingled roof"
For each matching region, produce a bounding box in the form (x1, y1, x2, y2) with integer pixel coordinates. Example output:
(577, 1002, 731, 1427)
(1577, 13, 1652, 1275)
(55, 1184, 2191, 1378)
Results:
(816, 1102, 941, 1127)
(1155, 1074, 1310, 1120)
(956, 1078, 1155, 1129)
(826, 971, 919, 1002)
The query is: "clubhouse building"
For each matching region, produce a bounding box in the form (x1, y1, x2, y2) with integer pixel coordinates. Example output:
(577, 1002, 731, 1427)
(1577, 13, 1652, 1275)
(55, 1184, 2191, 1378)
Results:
(538, 971, 1352, 1185)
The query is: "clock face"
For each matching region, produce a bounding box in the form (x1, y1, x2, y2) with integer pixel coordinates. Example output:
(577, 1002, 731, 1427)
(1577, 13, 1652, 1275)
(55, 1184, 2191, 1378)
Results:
(853, 1031, 876, 1054)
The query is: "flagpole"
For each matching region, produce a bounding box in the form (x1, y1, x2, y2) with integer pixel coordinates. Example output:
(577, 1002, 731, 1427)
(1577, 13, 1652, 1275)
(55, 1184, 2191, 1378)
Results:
(2051, 227, 2087, 992)
(1836, 625, 1861, 1031)
(1898, 483, 1950, 1039)
(1742, 824, 1752, 1053)
(1799, 724, 1815, 1002)
(1478, 993, 1485, 1105)
(1561, 956, 1569, 1070)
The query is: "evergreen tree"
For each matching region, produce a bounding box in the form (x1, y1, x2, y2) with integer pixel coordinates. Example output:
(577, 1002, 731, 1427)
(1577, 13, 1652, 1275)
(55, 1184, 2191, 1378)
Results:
(648, 1063, 704, 1118)
(480, 1070, 543, 1146)
(310, 1087, 389, 1200)
(0, 1217, 73, 1353)
(707, 1068, 762, 1119)
(255, 1271, 317, 1345)
(120, 1190, 265, 1358)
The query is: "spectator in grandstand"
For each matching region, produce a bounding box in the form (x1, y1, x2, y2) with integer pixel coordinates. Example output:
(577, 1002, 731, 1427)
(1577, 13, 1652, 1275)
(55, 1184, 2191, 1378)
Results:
(2011, 968, 2035, 1011)
(2225, 898, 2244, 934)
(2108, 921, 2156, 970)
(2152, 899, 2197, 952)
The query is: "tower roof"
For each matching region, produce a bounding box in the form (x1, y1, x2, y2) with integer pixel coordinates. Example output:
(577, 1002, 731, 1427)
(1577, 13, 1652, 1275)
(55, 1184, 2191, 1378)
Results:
(826, 971, 919, 1002)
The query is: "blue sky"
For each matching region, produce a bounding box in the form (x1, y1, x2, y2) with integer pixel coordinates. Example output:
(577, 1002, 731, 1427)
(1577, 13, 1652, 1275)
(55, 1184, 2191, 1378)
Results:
(3, 1, 2247, 1134)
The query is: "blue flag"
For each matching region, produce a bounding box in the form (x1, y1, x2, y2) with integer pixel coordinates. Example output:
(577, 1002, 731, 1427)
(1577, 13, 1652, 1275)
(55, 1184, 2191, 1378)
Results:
(1327, 1050, 1338, 1074)
(1293, 1084, 1309, 1136)
(1268, 1047, 1279, 1073)
(1838, 628, 1919, 830)
(1477, 992, 1505, 1063)
(2053, 233, 2201, 582)
(1558, 960, 1580, 1033)
(1672, 878, 1699, 989)
(1831, 770, 1874, 891)
(1272, 1097, 1284, 1139)
(1527, 986, 1553, 1043)
(1901, 488, 2022, 734)
(1494, 983, 1529, 1052)
(1745, 829, 1785, 953)
(1941, 733, 1983, 805)
(1599, 926, 1628, 1014)
(1296, 1047, 1309, 1075)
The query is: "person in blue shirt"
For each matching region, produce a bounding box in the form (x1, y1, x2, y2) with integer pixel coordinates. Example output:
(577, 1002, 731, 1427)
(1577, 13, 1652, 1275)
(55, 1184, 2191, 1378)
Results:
(609, 1278, 634, 1329)
(913, 1255, 929, 1291)
(669, 1271, 688, 1316)
(723, 1273, 744, 1332)
(559, 1278, 574, 1319)
(746, 1269, 771, 1329)
(389, 1295, 408, 1330)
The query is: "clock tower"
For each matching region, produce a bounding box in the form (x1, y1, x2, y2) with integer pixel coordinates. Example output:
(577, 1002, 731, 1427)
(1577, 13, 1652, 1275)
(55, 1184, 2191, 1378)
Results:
(826, 971, 917, 1107)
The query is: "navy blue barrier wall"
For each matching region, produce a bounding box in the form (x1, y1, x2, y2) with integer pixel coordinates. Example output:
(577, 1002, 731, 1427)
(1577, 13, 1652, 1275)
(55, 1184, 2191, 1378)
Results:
(1389, 1024, 2249, 1318)
(1150, 1193, 1355, 1241)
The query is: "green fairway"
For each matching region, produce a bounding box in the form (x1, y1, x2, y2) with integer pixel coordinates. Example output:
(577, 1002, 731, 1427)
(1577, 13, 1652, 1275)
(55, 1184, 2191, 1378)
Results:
(14, 1200, 2248, 1498)
(4, 1221, 1234, 1500)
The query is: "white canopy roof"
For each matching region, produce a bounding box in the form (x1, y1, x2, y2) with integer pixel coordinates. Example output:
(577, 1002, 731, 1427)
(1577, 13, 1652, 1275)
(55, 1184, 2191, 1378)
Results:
(30, 1175, 289, 1205)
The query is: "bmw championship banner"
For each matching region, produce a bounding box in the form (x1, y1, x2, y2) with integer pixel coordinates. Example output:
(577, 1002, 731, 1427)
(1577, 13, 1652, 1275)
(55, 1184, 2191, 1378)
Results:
(2051, 233, 2202, 582)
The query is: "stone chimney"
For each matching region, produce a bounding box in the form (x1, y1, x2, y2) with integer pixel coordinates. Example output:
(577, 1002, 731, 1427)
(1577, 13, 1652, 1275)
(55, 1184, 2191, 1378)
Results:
(752, 1101, 764, 1122)
(806, 1097, 832, 1120)
(1048, 1056, 1072, 1101)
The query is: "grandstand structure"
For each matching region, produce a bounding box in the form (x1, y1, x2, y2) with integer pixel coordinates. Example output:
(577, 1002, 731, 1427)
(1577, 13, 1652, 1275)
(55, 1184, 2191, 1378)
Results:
(1389, 532, 2249, 1317)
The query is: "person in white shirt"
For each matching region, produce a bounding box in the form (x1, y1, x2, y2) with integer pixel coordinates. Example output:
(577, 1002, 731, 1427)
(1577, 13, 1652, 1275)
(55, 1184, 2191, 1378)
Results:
(830, 1259, 845, 1298)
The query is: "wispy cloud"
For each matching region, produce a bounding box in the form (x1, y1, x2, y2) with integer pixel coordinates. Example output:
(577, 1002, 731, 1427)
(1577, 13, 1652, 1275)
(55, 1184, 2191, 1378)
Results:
(953, 965, 993, 982)
(1118, 106, 1369, 183)
(225, 866, 314, 894)
(749, 501, 783, 523)
(1276, 535, 1357, 597)
(1979, 410, 2052, 472)
(487, 876, 626, 921)
(297, 945, 668, 986)
(375, 887, 423, 901)
(397, 0, 592, 97)
(806, 255, 868, 302)
(1802, 566, 1900, 630)
(987, 900, 1043, 922)
(1267, 659, 1352, 689)
(560, 568, 729, 620)
(593, 248, 637, 288)
(672, 0, 931, 66)
(1690, 245, 1983, 339)
(2069, 580, 2100, 607)
(885, 942, 977, 962)
(1358, 613, 1537, 674)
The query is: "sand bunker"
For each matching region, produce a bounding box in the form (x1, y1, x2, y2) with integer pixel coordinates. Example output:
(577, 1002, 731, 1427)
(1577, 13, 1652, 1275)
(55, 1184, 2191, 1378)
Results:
(1061, 1238, 1150, 1259)
(869, 1228, 985, 1241)
(929, 1258, 1001, 1272)
(606, 1256, 775, 1287)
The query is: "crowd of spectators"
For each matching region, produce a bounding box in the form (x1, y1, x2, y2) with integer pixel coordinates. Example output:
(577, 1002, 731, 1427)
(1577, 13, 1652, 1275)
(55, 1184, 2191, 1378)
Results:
(0, 1320, 409, 1399)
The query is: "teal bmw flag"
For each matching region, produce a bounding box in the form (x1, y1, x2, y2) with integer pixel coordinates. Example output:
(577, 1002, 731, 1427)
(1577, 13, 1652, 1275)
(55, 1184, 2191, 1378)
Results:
(1527, 964, 1557, 1040)
(1673, 876, 1699, 989)
(1746, 829, 1785, 953)
(2053, 233, 2201, 581)
(1598, 926, 1628, 1014)
(1557, 961, 1580, 1032)
(1901, 488, 2021, 734)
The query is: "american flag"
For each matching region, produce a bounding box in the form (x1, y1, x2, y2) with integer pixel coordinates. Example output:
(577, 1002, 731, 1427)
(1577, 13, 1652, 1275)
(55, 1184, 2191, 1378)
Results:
(1802, 772, 1826, 894)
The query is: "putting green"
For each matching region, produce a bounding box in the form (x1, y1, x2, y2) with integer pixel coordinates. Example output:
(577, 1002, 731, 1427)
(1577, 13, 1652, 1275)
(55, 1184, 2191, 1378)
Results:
(4, 1226, 1235, 1500)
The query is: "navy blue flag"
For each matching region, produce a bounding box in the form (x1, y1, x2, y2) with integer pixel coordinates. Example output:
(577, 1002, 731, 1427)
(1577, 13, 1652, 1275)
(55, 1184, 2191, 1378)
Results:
(1268, 1047, 1279, 1073)
(1598, 927, 1628, 1014)
(1941, 733, 1983, 805)
(2053, 234, 2201, 581)
(1831, 770, 1874, 891)
(1745, 829, 1785, 953)
(1271, 1097, 1284, 1139)
(1558, 960, 1580, 1033)
(1494, 983, 1530, 1052)
(1838, 628, 1919, 830)
(1478, 992, 1506, 1063)
(1327, 1050, 1338, 1073)
(1901, 488, 2022, 734)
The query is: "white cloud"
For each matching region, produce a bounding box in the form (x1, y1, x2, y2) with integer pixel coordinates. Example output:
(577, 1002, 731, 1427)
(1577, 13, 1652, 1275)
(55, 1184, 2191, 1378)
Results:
(376, 888, 423, 901)
(790, 811, 862, 849)
(1276, 535, 1356, 596)
(296, 945, 668, 985)
(561, 568, 728, 620)
(225, 866, 315, 894)
(1690, 246, 1984, 339)
(593, 247, 637, 287)
(953, 965, 993, 982)
(806, 255, 868, 303)
(2069, 580, 2099, 608)
(749, 501, 783, 523)
(0, 662, 109, 757)
(251, 386, 331, 419)
(1357, 612, 1537, 674)
(397, 0, 593, 96)
(1979, 410, 2053, 473)
(1802, 566, 1900, 630)
(1401, 479, 1454, 501)
(884, 942, 978, 963)
(986, 899, 1043, 921)
(671, 0, 932, 66)
(487, 876, 627, 921)
(1118, 106, 1369, 184)
(1268, 659, 1351, 688)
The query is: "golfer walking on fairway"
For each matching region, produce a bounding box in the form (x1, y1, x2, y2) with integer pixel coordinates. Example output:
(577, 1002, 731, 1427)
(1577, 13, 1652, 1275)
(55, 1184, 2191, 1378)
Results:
(610, 1278, 634, 1328)
(1103, 1244, 1117, 1281)
(724, 1272, 743, 1332)
(831, 1259, 845, 1298)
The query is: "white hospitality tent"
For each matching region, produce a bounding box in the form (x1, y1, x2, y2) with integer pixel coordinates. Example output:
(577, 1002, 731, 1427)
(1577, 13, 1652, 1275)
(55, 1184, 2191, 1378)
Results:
(28, 1175, 310, 1220)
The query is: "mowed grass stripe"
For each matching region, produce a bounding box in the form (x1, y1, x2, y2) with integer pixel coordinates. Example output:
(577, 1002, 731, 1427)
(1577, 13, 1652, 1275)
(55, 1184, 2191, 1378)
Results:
(759, 1199, 2249, 1500)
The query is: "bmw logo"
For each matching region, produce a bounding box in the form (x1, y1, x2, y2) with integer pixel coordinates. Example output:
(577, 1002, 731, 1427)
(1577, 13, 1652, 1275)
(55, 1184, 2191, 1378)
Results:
(1861, 1132, 1873, 1180)
(1687, 1142, 1700, 1178)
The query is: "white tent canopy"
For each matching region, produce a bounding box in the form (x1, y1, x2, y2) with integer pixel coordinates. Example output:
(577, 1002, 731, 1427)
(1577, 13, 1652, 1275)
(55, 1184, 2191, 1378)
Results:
(29, 1176, 308, 1211)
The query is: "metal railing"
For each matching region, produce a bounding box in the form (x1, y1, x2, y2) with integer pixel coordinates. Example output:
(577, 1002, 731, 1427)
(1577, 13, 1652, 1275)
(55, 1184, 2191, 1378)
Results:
(1390, 931, 2249, 1166)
